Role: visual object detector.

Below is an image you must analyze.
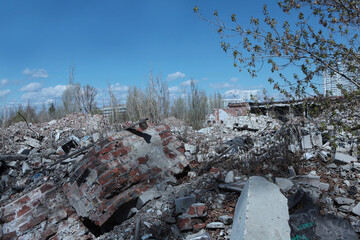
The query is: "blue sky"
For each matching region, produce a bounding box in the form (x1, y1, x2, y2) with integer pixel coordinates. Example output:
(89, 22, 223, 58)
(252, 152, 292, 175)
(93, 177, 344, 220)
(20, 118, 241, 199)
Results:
(0, 0, 312, 109)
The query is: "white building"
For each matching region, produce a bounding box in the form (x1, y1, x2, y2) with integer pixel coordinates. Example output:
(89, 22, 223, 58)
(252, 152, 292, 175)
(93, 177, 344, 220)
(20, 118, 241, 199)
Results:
(323, 63, 358, 96)
(102, 105, 126, 118)
(222, 89, 260, 108)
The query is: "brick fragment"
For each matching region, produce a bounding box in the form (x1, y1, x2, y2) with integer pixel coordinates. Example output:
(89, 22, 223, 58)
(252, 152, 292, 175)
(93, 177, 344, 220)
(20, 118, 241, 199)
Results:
(17, 205, 31, 217)
(40, 183, 54, 193)
(19, 212, 47, 232)
(2, 231, 17, 240)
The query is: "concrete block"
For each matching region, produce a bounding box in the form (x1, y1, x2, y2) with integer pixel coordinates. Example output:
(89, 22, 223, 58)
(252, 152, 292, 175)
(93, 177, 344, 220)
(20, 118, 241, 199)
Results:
(301, 135, 312, 149)
(334, 152, 357, 164)
(225, 171, 234, 183)
(352, 202, 360, 216)
(175, 195, 196, 214)
(136, 188, 160, 209)
(275, 178, 294, 192)
(230, 176, 290, 240)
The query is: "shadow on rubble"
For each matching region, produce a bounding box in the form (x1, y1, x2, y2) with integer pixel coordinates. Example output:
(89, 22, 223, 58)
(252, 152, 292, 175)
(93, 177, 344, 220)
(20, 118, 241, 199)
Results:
(81, 197, 139, 237)
(288, 190, 359, 240)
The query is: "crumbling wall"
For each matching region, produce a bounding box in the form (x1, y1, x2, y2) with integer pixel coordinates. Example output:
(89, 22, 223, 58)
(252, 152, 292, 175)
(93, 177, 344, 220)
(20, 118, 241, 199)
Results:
(0, 182, 92, 240)
(63, 124, 188, 234)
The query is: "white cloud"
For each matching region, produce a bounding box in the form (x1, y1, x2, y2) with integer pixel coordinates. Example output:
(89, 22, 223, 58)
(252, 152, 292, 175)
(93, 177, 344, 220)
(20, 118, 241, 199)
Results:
(229, 77, 239, 82)
(21, 85, 67, 101)
(1, 79, 9, 86)
(20, 82, 42, 92)
(223, 89, 260, 100)
(22, 68, 49, 78)
(202, 77, 209, 81)
(0, 89, 10, 97)
(168, 86, 181, 93)
(110, 83, 129, 93)
(167, 71, 186, 81)
(181, 79, 198, 87)
(210, 82, 232, 89)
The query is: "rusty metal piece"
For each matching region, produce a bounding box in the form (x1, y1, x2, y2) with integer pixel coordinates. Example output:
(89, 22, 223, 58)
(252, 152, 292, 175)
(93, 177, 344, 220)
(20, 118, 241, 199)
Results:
(139, 120, 148, 130)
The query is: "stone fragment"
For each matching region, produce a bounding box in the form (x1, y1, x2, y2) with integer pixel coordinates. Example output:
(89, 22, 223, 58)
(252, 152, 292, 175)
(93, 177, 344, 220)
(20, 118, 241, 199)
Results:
(311, 132, 322, 147)
(327, 163, 337, 169)
(22, 162, 31, 174)
(186, 203, 207, 217)
(291, 171, 320, 188)
(175, 195, 196, 214)
(334, 152, 357, 164)
(9, 169, 18, 177)
(24, 137, 41, 148)
(275, 177, 294, 192)
(288, 166, 296, 176)
(92, 132, 100, 142)
(177, 214, 193, 231)
(206, 222, 225, 229)
(301, 135, 312, 149)
(127, 207, 138, 218)
(136, 188, 160, 209)
(185, 229, 211, 240)
(184, 144, 197, 155)
(319, 182, 330, 191)
(219, 215, 233, 225)
(352, 203, 360, 216)
(334, 197, 355, 205)
(231, 176, 290, 240)
(225, 171, 234, 183)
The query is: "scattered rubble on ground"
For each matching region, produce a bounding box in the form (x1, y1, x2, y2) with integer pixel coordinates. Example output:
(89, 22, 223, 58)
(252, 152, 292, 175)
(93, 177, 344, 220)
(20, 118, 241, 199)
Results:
(0, 108, 359, 239)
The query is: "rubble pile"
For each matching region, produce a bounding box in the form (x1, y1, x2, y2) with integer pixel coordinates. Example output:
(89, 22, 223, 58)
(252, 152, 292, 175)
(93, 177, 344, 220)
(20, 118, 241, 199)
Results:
(0, 108, 359, 239)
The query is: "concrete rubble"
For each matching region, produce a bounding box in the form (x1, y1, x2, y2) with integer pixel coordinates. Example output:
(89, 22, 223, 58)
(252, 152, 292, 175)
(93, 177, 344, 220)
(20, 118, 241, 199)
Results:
(0, 107, 359, 239)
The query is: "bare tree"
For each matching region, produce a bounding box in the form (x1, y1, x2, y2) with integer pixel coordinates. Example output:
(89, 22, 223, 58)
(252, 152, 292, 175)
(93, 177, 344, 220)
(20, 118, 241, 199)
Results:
(81, 84, 97, 113)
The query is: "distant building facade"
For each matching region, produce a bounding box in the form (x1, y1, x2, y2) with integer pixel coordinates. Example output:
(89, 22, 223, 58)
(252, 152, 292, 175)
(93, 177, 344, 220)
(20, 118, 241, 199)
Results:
(102, 105, 126, 118)
(323, 63, 358, 96)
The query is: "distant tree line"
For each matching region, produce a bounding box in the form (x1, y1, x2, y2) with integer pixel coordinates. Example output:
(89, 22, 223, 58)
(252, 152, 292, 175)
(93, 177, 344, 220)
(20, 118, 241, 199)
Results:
(1, 67, 222, 130)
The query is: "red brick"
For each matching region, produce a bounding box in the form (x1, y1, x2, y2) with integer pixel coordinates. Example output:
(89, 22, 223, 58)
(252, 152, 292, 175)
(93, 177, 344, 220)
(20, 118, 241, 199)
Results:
(129, 168, 140, 177)
(187, 206, 195, 215)
(99, 143, 116, 155)
(112, 148, 128, 158)
(98, 168, 119, 185)
(88, 157, 103, 169)
(15, 195, 30, 205)
(62, 182, 70, 193)
(49, 235, 59, 240)
(96, 164, 110, 177)
(2, 212, 15, 223)
(42, 225, 57, 239)
(152, 167, 162, 173)
(177, 145, 185, 154)
(2, 231, 17, 240)
(40, 183, 54, 193)
(193, 223, 206, 230)
(137, 155, 149, 164)
(17, 205, 31, 217)
(80, 182, 89, 195)
(159, 130, 172, 139)
(162, 137, 173, 146)
(19, 212, 47, 232)
(100, 152, 113, 161)
(163, 147, 176, 159)
(177, 217, 192, 231)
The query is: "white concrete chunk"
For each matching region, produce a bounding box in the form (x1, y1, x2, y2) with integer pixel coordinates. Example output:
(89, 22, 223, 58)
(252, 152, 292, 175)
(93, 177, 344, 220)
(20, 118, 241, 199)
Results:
(352, 202, 360, 216)
(334, 152, 357, 164)
(275, 178, 294, 192)
(225, 171, 234, 183)
(231, 176, 290, 240)
(301, 135, 312, 149)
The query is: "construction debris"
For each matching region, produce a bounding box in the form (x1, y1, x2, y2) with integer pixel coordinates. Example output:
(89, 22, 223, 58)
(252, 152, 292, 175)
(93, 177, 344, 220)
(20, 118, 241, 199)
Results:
(0, 107, 359, 239)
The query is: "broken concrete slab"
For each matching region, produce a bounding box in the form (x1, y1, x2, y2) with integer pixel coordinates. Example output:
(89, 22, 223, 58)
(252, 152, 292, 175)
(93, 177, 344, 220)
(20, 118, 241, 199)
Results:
(334, 197, 355, 205)
(276, 177, 294, 192)
(206, 222, 225, 229)
(334, 152, 357, 164)
(175, 195, 196, 214)
(352, 203, 360, 216)
(136, 188, 160, 209)
(231, 176, 290, 240)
